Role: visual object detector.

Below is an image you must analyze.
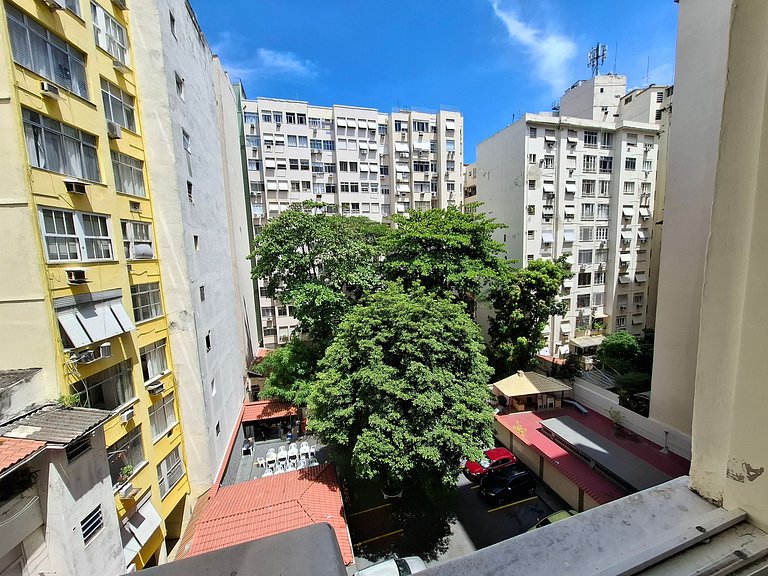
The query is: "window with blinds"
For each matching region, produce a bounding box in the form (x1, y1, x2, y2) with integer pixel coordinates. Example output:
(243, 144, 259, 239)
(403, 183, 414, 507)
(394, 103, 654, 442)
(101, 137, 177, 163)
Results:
(6, 4, 88, 99)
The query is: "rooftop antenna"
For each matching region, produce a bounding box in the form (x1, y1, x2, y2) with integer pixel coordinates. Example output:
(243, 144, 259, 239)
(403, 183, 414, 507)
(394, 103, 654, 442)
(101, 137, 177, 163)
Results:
(613, 43, 618, 74)
(642, 56, 651, 86)
(587, 42, 608, 77)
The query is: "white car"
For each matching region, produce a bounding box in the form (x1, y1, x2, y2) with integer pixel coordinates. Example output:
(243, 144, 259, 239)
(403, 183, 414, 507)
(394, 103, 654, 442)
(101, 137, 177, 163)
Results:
(353, 556, 427, 576)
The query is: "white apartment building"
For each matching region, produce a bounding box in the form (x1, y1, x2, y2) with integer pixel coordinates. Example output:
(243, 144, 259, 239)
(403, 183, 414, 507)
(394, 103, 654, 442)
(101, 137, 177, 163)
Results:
(131, 0, 260, 494)
(476, 75, 669, 358)
(241, 98, 463, 348)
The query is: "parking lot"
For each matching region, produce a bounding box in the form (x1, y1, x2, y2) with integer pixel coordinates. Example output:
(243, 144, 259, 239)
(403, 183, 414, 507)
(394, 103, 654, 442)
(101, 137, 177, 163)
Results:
(345, 469, 568, 573)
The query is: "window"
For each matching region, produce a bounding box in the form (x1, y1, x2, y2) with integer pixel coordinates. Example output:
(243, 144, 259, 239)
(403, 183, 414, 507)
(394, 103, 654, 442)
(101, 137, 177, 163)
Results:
(446, 160, 455, 171)
(578, 250, 593, 264)
(577, 294, 591, 308)
(244, 112, 258, 124)
(296, 113, 306, 125)
(121, 220, 153, 259)
(289, 158, 299, 170)
(599, 180, 611, 196)
(101, 79, 136, 132)
(528, 154, 537, 164)
(446, 139, 456, 152)
(581, 203, 594, 220)
(625, 157, 636, 170)
(395, 120, 408, 132)
(595, 248, 608, 263)
(199, 285, 205, 302)
(247, 159, 260, 171)
(543, 155, 554, 169)
(6, 5, 88, 98)
(349, 183, 359, 193)
(81, 507, 104, 545)
(323, 163, 336, 173)
(414, 161, 430, 172)
(310, 139, 322, 150)
(149, 393, 177, 439)
(655, 109, 663, 121)
(584, 131, 598, 147)
(583, 155, 596, 173)
(527, 205, 536, 215)
(596, 227, 609, 241)
(349, 162, 358, 172)
(272, 112, 283, 124)
(593, 292, 604, 307)
(624, 181, 635, 195)
(594, 271, 606, 284)
(181, 130, 193, 176)
(297, 136, 308, 148)
(174, 73, 185, 99)
(23, 109, 100, 181)
(205, 332, 211, 351)
(157, 446, 184, 498)
(626, 133, 638, 147)
(599, 156, 613, 173)
(187, 181, 193, 201)
(641, 182, 652, 196)
(261, 306, 273, 318)
(413, 120, 429, 132)
(582, 180, 595, 197)
(600, 132, 613, 148)
(72, 361, 134, 410)
(323, 140, 335, 151)
(577, 272, 591, 287)
(325, 184, 336, 194)
(131, 282, 162, 322)
(616, 316, 626, 328)
(529, 127, 537, 138)
(597, 204, 610, 220)
(139, 340, 168, 385)
(40, 208, 113, 262)
(643, 160, 653, 171)
(580, 227, 593, 242)
(528, 179, 536, 190)
(111, 151, 145, 197)
(66, 436, 91, 461)
(245, 136, 261, 149)
(91, 2, 129, 65)
(169, 11, 175, 36)
(634, 293, 645, 307)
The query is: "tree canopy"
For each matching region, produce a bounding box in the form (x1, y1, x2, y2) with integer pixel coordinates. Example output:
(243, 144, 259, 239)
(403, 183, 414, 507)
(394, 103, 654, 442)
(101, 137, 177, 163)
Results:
(253, 337, 323, 406)
(309, 283, 494, 497)
(487, 257, 572, 376)
(595, 331, 641, 374)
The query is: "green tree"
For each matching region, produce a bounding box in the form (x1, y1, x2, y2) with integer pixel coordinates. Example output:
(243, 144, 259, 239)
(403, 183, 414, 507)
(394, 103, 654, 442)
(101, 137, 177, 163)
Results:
(595, 331, 641, 374)
(254, 337, 323, 406)
(382, 207, 507, 305)
(310, 283, 494, 497)
(250, 203, 389, 342)
(487, 257, 572, 375)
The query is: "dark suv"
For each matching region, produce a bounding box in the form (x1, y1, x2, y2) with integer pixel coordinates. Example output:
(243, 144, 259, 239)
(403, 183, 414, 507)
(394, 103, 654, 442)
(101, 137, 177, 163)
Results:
(478, 466, 536, 505)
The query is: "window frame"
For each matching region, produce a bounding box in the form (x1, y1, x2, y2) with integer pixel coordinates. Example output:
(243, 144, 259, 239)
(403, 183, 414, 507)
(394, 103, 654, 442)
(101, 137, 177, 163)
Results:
(101, 78, 136, 132)
(111, 151, 145, 197)
(157, 445, 184, 498)
(130, 282, 163, 323)
(149, 392, 178, 441)
(121, 219, 153, 260)
(40, 207, 114, 263)
(140, 339, 168, 384)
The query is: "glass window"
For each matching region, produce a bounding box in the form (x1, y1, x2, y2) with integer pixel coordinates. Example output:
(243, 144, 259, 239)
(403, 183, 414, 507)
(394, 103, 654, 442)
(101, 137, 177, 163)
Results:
(71, 361, 134, 410)
(23, 109, 100, 181)
(101, 79, 136, 132)
(140, 339, 168, 382)
(91, 2, 129, 66)
(121, 220, 153, 259)
(157, 446, 184, 498)
(40, 207, 113, 262)
(583, 155, 596, 173)
(131, 282, 162, 322)
(446, 139, 455, 152)
(111, 151, 145, 197)
(6, 5, 88, 98)
(107, 426, 145, 486)
(243, 112, 258, 124)
(149, 392, 177, 439)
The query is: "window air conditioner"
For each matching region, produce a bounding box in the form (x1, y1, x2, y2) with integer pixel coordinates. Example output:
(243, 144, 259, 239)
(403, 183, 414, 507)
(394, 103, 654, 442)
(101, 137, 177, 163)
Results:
(77, 350, 96, 364)
(40, 82, 61, 100)
(66, 268, 88, 285)
(107, 121, 122, 139)
(121, 408, 135, 423)
(112, 60, 130, 74)
(111, 0, 127, 9)
(41, 0, 65, 10)
(119, 483, 136, 499)
(99, 342, 112, 359)
(129, 201, 141, 212)
(64, 180, 87, 194)
(146, 381, 164, 395)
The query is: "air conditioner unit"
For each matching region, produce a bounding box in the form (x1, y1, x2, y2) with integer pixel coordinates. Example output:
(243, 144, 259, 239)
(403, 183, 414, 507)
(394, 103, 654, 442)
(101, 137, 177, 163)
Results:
(275, 123, 281, 129)
(121, 408, 135, 423)
(620, 305, 627, 310)
(40, 81, 61, 100)
(119, 483, 135, 499)
(265, 145, 272, 151)
(77, 350, 96, 364)
(380, 174, 386, 180)
(41, 0, 65, 10)
(129, 201, 141, 212)
(644, 144, 653, 151)
(112, 60, 130, 74)
(400, 133, 406, 140)
(111, 0, 127, 9)
(64, 180, 87, 194)
(635, 303, 643, 308)
(99, 342, 112, 359)
(107, 121, 122, 139)
(66, 268, 88, 285)
(146, 381, 164, 395)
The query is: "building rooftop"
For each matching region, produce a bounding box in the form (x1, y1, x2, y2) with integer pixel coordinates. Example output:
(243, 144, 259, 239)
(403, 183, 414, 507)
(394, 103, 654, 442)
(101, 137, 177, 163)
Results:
(492, 370, 572, 398)
(0, 368, 41, 390)
(0, 404, 112, 445)
(0, 437, 45, 475)
(242, 400, 298, 422)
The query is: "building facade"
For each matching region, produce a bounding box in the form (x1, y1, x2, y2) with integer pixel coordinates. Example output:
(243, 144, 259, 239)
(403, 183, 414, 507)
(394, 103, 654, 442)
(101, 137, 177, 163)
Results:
(241, 98, 463, 348)
(476, 75, 668, 359)
(129, 0, 260, 496)
(0, 0, 190, 569)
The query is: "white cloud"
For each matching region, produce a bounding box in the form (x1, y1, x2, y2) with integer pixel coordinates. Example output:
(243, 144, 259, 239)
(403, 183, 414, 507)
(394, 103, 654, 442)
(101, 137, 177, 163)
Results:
(489, 0, 577, 95)
(210, 33, 319, 82)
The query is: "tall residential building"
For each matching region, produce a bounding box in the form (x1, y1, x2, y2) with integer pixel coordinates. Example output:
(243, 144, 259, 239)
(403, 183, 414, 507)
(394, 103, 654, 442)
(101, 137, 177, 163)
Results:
(0, 0, 192, 567)
(462, 162, 477, 208)
(241, 98, 463, 348)
(475, 75, 668, 359)
(130, 0, 260, 496)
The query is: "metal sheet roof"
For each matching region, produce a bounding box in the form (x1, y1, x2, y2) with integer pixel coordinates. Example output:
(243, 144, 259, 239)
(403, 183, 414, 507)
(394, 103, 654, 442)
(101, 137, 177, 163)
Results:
(0, 405, 111, 445)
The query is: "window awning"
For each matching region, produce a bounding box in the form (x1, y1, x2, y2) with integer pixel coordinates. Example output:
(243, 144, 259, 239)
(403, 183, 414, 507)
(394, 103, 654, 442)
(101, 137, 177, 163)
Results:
(278, 182, 289, 191)
(632, 315, 644, 325)
(562, 279, 573, 289)
(264, 159, 276, 169)
(619, 254, 631, 263)
(621, 231, 632, 241)
(565, 183, 577, 193)
(622, 208, 634, 218)
(413, 142, 430, 151)
(395, 142, 409, 152)
(563, 229, 576, 242)
(359, 164, 369, 172)
(541, 230, 555, 243)
(396, 184, 411, 193)
(367, 120, 377, 130)
(122, 500, 162, 566)
(445, 119, 456, 130)
(637, 230, 648, 240)
(57, 299, 134, 349)
(635, 272, 647, 282)
(543, 183, 556, 193)
(369, 164, 379, 172)
(639, 207, 651, 218)
(545, 135, 556, 142)
(593, 311, 608, 319)
(336, 118, 347, 127)
(618, 275, 631, 284)
(356, 120, 367, 129)
(559, 344, 571, 355)
(560, 323, 572, 334)
(396, 164, 410, 173)
(564, 207, 576, 216)
(567, 137, 578, 144)
(267, 181, 278, 191)
(368, 142, 378, 151)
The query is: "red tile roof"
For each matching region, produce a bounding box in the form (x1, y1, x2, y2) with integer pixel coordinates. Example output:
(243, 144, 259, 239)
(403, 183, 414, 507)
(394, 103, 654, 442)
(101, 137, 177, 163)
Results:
(188, 464, 353, 565)
(0, 437, 45, 474)
(242, 400, 298, 422)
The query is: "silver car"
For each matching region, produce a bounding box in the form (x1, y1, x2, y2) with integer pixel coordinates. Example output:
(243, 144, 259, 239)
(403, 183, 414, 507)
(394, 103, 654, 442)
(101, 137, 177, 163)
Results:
(353, 556, 427, 576)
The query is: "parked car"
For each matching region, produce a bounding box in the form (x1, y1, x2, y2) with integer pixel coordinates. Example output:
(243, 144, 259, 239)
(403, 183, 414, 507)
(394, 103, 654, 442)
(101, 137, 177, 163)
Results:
(478, 466, 535, 505)
(353, 556, 427, 576)
(462, 447, 517, 482)
(527, 509, 578, 531)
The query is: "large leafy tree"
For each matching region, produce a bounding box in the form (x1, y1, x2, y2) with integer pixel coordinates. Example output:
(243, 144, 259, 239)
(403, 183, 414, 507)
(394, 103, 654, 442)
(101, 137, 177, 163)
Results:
(310, 283, 494, 497)
(487, 257, 572, 376)
(382, 207, 507, 305)
(595, 331, 641, 374)
(250, 203, 390, 342)
(253, 337, 324, 406)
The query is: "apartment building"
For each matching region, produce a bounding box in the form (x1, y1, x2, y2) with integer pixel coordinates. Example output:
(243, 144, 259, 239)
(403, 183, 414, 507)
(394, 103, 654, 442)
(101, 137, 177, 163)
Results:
(241, 98, 463, 348)
(476, 75, 668, 358)
(130, 0, 260, 496)
(462, 162, 477, 208)
(0, 0, 189, 569)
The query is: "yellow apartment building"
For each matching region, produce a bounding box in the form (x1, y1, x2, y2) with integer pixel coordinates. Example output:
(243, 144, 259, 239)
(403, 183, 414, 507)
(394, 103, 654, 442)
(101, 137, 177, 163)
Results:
(0, 0, 189, 569)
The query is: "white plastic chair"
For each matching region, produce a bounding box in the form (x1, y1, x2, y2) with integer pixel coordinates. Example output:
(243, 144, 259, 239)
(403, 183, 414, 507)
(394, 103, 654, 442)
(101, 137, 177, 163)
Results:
(286, 461, 297, 472)
(309, 445, 317, 459)
(274, 464, 285, 475)
(261, 468, 274, 478)
(299, 442, 310, 459)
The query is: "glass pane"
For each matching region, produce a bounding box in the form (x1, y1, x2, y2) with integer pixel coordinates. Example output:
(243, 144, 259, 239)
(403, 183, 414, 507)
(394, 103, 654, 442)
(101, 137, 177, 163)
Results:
(7, 17, 32, 69)
(83, 145, 100, 182)
(28, 31, 51, 79)
(62, 136, 82, 179)
(43, 129, 63, 173)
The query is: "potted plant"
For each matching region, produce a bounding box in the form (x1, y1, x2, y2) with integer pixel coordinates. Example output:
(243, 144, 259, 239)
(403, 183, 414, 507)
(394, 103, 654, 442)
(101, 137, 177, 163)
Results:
(118, 465, 134, 484)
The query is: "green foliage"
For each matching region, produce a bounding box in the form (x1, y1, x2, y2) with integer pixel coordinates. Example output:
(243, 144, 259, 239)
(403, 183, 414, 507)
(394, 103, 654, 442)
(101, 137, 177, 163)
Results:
(595, 331, 641, 374)
(382, 207, 507, 300)
(255, 337, 323, 406)
(487, 257, 572, 376)
(57, 393, 80, 407)
(310, 283, 494, 498)
(553, 353, 581, 381)
(614, 371, 651, 392)
(250, 203, 389, 342)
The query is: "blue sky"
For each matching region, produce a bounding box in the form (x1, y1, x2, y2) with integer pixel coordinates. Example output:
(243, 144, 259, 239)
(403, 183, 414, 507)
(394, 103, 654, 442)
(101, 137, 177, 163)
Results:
(192, 0, 678, 162)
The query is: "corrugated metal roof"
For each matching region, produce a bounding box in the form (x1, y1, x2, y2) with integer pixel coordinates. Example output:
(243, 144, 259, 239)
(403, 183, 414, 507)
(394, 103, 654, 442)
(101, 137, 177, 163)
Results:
(0, 368, 41, 391)
(0, 405, 111, 445)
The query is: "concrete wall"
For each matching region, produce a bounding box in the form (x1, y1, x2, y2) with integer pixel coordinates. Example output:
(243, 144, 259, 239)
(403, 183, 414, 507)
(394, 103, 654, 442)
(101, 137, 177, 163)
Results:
(649, 0, 732, 436)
